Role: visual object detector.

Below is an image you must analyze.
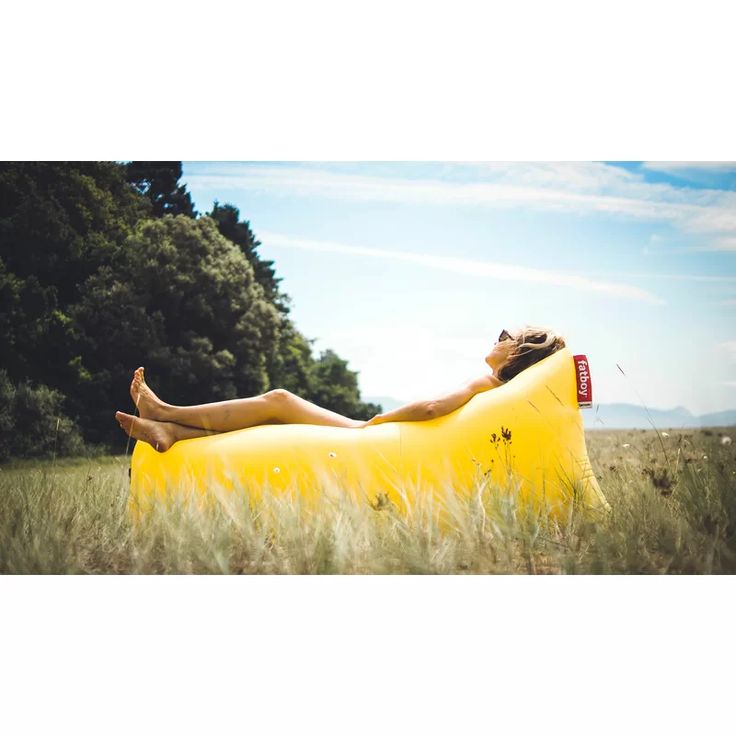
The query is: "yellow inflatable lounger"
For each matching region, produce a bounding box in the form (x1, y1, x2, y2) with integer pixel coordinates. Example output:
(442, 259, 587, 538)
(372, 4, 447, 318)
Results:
(129, 347, 607, 518)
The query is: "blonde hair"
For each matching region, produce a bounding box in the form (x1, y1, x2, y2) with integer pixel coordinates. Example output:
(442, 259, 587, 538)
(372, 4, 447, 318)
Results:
(496, 325, 566, 383)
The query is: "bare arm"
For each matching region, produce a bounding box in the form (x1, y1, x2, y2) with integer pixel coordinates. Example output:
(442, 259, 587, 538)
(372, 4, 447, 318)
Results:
(367, 399, 434, 425)
(366, 374, 501, 426)
(427, 374, 501, 419)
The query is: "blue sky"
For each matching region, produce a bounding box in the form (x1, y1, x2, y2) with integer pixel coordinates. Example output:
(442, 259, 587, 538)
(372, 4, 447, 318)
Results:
(180, 162, 736, 415)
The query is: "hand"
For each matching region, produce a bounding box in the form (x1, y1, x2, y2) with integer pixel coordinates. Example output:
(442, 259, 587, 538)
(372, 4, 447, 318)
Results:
(363, 414, 384, 427)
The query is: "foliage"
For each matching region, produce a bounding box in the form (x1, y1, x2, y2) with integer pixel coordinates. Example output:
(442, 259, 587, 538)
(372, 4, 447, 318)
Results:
(205, 202, 380, 418)
(0, 161, 381, 456)
(264, 317, 318, 396)
(0, 370, 84, 462)
(0, 161, 148, 393)
(70, 214, 283, 443)
(309, 349, 382, 421)
(125, 161, 197, 219)
(207, 201, 290, 315)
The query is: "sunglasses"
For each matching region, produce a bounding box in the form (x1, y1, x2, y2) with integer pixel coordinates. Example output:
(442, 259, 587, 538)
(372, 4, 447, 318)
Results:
(497, 329, 512, 343)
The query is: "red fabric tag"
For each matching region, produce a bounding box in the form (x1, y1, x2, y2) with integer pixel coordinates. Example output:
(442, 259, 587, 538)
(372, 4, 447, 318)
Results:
(573, 354, 593, 408)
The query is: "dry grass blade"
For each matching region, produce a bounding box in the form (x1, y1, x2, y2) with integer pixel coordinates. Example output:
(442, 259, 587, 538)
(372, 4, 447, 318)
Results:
(0, 427, 734, 574)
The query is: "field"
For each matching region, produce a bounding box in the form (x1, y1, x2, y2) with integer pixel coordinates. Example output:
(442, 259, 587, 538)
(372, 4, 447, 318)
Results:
(0, 428, 734, 574)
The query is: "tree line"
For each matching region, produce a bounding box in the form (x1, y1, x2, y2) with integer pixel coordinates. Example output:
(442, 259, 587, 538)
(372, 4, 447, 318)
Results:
(0, 162, 381, 460)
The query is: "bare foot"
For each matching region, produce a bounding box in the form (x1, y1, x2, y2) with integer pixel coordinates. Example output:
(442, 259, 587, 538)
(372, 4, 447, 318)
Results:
(130, 367, 170, 421)
(116, 411, 176, 453)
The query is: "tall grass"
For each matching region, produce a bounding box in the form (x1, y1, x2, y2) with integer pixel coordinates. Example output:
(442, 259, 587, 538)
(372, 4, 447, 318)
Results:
(0, 428, 734, 573)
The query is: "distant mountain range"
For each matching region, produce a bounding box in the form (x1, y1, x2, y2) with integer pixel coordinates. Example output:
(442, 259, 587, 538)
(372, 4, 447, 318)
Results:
(581, 404, 736, 430)
(364, 396, 736, 429)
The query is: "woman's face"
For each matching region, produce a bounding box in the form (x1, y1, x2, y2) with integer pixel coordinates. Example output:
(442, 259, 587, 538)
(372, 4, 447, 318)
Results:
(485, 329, 516, 372)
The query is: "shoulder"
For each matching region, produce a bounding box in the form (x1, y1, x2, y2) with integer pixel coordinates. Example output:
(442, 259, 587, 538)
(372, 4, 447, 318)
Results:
(466, 373, 503, 393)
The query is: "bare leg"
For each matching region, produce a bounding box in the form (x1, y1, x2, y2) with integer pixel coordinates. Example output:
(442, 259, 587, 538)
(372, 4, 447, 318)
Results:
(268, 390, 365, 430)
(116, 411, 221, 453)
(130, 367, 364, 432)
(162, 390, 363, 432)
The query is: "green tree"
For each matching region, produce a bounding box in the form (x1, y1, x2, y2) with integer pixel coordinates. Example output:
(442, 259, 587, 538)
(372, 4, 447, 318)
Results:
(309, 349, 382, 421)
(263, 316, 316, 395)
(0, 161, 147, 395)
(125, 161, 197, 218)
(0, 369, 85, 462)
(207, 201, 291, 314)
(71, 214, 282, 443)
(205, 202, 379, 417)
(0, 161, 380, 453)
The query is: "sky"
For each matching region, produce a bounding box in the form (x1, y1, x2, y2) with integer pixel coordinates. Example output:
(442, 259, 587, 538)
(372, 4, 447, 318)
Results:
(180, 162, 736, 415)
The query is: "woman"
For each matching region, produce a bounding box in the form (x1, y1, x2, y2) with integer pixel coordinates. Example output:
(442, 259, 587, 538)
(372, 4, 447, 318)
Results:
(115, 325, 566, 453)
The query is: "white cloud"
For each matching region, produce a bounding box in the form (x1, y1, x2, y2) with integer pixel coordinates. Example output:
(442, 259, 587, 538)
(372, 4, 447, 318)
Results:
(259, 230, 665, 305)
(189, 162, 736, 239)
(440, 161, 641, 192)
(718, 341, 736, 362)
(317, 324, 483, 400)
(719, 299, 736, 307)
(611, 272, 736, 283)
(690, 236, 736, 252)
(642, 162, 736, 174)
